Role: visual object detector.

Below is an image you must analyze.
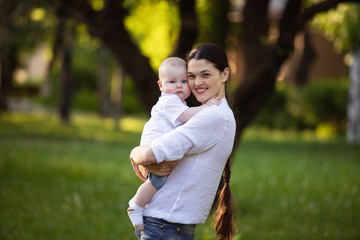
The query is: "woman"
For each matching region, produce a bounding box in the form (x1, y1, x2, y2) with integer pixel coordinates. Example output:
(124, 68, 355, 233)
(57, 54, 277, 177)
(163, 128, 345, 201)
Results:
(130, 43, 236, 240)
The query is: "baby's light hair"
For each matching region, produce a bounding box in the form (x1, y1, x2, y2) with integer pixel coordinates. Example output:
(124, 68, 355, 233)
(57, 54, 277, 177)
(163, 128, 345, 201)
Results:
(158, 57, 186, 79)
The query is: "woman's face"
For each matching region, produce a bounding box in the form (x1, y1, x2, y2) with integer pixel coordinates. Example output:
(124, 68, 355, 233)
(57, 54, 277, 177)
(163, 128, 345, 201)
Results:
(187, 59, 229, 104)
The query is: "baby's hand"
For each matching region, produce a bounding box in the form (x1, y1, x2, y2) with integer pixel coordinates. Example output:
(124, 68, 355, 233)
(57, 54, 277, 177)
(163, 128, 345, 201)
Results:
(205, 96, 221, 106)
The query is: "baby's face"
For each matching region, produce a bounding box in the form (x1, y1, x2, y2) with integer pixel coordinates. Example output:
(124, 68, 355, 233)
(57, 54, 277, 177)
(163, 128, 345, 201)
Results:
(158, 66, 191, 101)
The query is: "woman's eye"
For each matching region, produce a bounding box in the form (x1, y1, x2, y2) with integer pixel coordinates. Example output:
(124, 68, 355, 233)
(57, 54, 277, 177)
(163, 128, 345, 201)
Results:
(203, 73, 210, 77)
(187, 74, 195, 79)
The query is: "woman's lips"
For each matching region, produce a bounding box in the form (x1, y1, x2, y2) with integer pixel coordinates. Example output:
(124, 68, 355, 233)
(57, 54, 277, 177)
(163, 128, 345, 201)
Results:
(196, 88, 206, 94)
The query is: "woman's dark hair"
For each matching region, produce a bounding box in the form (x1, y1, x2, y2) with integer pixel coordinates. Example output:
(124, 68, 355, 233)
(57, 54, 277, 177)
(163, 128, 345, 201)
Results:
(187, 43, 235, 240)
(186, 43, 230, 75)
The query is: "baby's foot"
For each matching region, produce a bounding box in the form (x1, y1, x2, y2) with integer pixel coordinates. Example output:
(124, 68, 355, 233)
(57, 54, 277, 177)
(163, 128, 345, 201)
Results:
(127, 202, 144, 229)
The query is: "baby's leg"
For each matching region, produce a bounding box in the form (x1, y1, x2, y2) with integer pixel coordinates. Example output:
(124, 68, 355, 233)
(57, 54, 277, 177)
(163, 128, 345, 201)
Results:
(134, 179, 157, 207)
(128, 180, 157, 231)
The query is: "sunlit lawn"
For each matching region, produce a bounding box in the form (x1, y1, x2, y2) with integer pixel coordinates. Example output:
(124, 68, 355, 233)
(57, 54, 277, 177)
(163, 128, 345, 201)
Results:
(1, 111, 359, 240)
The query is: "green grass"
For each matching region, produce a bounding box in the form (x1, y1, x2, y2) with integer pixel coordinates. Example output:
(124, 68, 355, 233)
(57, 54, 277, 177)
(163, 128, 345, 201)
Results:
(0, 112, 359, 240)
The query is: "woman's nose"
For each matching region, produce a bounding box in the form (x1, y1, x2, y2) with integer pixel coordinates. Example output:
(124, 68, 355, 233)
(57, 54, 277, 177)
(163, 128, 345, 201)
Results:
(194, 77, 202, 86)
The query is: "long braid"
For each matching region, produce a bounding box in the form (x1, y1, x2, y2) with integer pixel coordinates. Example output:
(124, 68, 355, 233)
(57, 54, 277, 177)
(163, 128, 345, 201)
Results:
(213, 158, 235, 240)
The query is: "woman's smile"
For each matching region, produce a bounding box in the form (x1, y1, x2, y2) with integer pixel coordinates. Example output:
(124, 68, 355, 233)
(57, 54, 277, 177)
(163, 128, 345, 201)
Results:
(195, 88, 207, 94)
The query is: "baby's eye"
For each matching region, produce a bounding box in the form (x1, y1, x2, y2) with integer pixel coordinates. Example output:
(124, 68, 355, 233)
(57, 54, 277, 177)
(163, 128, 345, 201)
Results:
(170, 80, 176, 84)
(182, 80, 188, 84)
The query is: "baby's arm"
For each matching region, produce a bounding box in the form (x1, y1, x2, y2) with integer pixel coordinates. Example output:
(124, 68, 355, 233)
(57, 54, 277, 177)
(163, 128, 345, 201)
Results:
(177, 96, 221, 122)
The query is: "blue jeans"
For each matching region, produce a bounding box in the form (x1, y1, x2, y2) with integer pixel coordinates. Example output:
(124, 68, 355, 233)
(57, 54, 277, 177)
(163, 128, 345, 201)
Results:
(135, 217, 196, 240)
(148, 173, 167, 190)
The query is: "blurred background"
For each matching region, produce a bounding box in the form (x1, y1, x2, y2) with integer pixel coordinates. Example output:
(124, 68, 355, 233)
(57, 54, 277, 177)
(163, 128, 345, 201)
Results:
(1, 0, 360, 239)
(1, 0, 360, 141)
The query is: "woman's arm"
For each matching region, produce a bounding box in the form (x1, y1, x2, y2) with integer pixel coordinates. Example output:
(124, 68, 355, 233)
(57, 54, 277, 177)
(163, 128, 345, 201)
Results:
(130, 145, 177, 181)
(151, 106, 227, 163)
(130, 145, 156, 165)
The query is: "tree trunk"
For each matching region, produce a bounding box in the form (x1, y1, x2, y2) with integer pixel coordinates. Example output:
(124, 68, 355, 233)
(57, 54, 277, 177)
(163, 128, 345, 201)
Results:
(170, 0, 198, 59)
(111, 64, 124, 130)
(170, 0, 199, 107)
(58, 19, 75, 124)
(207, 0, 230, 49)
(97, 46, 111, 117)
(0, 3, 17, 113)
(295, 27, 316, 87)
(230, 52, 278, 145)
(40, 7, 67, 97)
(241, 0, 270, 74)
(0, 45, 16, 112)
(58, 41, 73, 123)
(98, 17, 159, 114)
(347, 48, 360, 144)
(230, 0, 309, 146)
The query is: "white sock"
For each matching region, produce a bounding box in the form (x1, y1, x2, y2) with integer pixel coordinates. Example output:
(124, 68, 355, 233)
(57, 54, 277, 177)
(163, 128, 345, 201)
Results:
(127, 201, 144, 230)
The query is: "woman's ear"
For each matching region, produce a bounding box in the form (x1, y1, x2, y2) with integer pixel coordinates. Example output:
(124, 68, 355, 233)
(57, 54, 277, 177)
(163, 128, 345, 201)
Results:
(222, 67, 230, 83)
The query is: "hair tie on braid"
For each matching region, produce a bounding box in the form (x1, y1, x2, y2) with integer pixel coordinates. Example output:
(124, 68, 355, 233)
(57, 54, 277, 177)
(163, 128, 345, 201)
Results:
(225, 176, 230, 184)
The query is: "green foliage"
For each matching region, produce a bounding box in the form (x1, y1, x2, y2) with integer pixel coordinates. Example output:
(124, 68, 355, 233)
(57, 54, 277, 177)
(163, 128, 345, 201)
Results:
(196, 0, 230, 47)
(0, 1, 56, 53)
(312, 3, 360, 51)
(122, 76, 146, 115)
(0, 1, 57, 84)
(301, 80, 348, 128)
(251, 83, 299, 130)
(72, 89, 99, 112)
(196, 0, 219, 45)
(69, 75, 146, 115)
(37, 78, 145, 115)
(253, 79, 349, 137)
(0, 112, 359, 240)
(124, 0, 180, 69)
(71, 30, 100, 91)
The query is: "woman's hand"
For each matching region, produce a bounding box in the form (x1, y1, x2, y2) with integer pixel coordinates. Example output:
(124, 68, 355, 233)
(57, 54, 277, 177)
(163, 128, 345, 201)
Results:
(144, 161, 177, 176)
(130, 145, 178, 181)
(130, 159, 147, 181)
(130, 159, 177, 181)
(204, 95, 221, 106)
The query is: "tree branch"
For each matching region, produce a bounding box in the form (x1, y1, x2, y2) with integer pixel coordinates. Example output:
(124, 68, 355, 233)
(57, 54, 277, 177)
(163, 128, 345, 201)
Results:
(298, 0, 360, 32)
